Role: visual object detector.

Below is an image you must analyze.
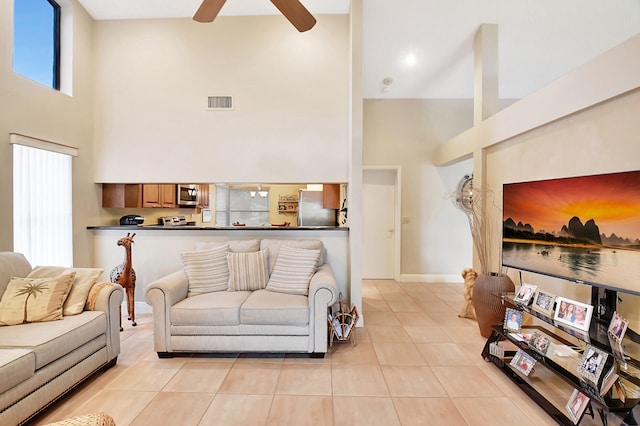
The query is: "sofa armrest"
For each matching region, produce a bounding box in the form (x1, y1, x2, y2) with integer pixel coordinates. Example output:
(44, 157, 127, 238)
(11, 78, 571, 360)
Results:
(308, 263, 339, 353)
(86, 282, 124, 362)
(144, 270, 189, 353)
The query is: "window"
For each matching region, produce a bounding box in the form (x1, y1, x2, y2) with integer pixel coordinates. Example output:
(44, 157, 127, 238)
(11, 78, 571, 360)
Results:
(12, 134, 76, 266)
(13, 0, 61, 89)
(215, 185, 270, 227)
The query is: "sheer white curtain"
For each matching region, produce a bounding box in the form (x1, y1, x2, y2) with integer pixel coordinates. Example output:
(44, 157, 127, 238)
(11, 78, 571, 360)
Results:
(12, 134, 76, 267)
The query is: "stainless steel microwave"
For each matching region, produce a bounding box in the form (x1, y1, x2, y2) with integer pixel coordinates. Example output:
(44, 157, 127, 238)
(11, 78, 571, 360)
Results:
(177, 184, 198, 206)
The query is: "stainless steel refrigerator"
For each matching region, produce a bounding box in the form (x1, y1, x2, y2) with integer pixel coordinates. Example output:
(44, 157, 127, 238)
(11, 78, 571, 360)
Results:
(297, 190, 338, 227)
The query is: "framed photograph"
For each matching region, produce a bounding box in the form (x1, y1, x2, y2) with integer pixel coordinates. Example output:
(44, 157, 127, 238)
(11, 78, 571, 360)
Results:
(514, 283, 537, 306)
(529, 331, 551, 356)
(608, 311, 629, 343)
(532, 289, 556, 316)
(504, 308, 523, 332)
(566, 389, 590, 424)
(578, 345, 608, 383)
(553, 297, 593, 332)
(510, 349, 536, 376)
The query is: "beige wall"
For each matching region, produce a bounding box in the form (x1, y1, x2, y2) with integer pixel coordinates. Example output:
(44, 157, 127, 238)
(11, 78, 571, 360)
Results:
(92, 15, 350, 184)
(0, 0, 99, 267)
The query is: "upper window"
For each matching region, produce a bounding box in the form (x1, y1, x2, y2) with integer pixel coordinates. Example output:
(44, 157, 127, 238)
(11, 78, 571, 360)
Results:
(13, 0, 61, 90)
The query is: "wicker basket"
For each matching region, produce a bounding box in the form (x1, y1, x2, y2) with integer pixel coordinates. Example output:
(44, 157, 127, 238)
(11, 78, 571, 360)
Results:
(328, 293, 359, 346)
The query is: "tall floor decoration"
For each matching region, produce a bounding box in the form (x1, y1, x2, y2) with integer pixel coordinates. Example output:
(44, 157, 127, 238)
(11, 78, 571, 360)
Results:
(110, 233, 137, 329)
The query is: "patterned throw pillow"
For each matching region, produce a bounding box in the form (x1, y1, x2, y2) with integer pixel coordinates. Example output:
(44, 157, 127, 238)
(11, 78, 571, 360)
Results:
(0, 272, 76, 326)
(28, 266, 104, 316)
(181, 245, 230, 297)
(227, 249, 270, 291)
(266, 245, 320, 296)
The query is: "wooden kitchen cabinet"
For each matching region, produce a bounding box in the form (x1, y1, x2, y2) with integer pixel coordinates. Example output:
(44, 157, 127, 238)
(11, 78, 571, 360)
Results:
(102, 184, 142, 208)
(197, 184, 210, 208)
(323, 184, 341, 209)
(142, 184, 176, 208)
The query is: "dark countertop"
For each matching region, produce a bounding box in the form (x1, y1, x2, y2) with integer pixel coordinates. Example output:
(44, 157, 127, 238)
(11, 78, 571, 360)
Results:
(87, 225, 348, 231)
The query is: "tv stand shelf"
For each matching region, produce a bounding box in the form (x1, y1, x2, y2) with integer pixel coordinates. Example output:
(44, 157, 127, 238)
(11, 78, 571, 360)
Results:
(482, 294, 640, 425)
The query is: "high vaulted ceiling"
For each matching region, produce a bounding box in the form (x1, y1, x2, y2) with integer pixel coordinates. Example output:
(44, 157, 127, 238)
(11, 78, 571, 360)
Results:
(77, 0, 639, 100)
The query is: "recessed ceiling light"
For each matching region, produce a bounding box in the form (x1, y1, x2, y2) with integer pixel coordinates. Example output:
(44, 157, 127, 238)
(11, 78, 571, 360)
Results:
(405, 53, 417, 66)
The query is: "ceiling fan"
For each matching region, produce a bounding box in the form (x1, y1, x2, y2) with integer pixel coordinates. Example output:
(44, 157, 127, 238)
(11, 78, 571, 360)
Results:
(193, 0, 317, 32)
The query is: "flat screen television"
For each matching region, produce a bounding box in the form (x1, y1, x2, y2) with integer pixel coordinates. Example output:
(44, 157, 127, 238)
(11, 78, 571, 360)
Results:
(502, 170, 640, 308)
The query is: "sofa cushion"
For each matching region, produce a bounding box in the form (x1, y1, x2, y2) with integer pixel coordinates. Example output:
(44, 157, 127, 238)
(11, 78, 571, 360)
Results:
(227, 249, 270, 291)
(241, 289, 309, 326)
(0, 310, 106, 369)
(196, 239, 260, 253)
(0, 273, 76, 326)
(0, 348, 35, 394)
(27, 266, 103, 316)
(259, 239, 325, 275)
(266, 245, 320, 296)
(172, 291, 252, 326)
(181, 245, 230, 296)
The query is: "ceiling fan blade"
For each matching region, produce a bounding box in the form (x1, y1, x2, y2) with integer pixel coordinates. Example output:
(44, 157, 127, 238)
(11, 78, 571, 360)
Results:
(270, 0, 317, 32)
(193, 0, 227, 23)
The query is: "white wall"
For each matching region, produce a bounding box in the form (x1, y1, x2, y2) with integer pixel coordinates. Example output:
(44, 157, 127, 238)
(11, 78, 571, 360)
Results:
(92, 15, 350, 184)
(0, 0, 100, 267)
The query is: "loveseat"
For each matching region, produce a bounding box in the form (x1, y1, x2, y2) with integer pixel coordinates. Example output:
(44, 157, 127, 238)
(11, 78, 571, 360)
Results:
(145, 239, 339, 358)
(0, 252, 123, 425)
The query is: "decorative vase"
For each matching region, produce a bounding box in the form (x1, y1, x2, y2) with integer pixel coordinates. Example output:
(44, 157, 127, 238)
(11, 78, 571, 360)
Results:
(472, 272, 515, 338)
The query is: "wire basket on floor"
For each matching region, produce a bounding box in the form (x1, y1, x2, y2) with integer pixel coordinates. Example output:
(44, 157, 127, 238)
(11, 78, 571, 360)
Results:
(328, 293, 359, 347)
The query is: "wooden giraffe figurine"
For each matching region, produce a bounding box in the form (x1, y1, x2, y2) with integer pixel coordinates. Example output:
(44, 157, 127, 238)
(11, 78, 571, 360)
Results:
(110, 233, 137, 329)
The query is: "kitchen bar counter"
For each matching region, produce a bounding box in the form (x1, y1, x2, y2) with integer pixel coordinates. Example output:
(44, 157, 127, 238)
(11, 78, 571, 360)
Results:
(87, 225, 348, 231)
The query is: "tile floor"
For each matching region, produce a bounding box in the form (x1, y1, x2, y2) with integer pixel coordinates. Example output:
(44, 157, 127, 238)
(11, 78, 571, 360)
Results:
(30, 280, 628, 425)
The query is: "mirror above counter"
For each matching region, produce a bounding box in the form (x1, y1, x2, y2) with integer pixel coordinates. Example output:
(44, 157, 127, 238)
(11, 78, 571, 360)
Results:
(99, 183, 348, 229)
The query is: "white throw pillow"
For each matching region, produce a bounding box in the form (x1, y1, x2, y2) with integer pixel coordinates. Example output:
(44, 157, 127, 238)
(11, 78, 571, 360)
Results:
(266, 245, 320, 296)
(227, 249, 270, 291)
(181, 245, 230, 297)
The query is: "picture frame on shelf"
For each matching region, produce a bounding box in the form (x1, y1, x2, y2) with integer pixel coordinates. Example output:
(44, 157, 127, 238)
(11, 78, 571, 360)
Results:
(553, 297, 593, 332)
(566, 389, 590, 424)
(528, 331, 551, 356)
(504, 308, 522, 332)
(577, 345, 608, 384)
(510, 349, 536, 376)
(531, 288, 556, 316)
(608, 311, 629, 343)
(514, 283, 537, 306)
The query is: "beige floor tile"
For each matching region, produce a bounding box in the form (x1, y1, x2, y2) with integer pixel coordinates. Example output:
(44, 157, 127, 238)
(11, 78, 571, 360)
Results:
(386, 298, 422, 312)
(381, 365, 448, 397)
(333, 396, 401, 426)
(276, 364, 332, 395)
(372, 342, 426, 365)
(452, 397, 537, 426)
(283, 352, 332, 364)
(367, 325, 412, 343)
(363, 310, 400, 325)
(58, 389, 157, 426)
(415, 342, 475, 366)
(393, 397, 467, 426)
(162, 361, 233, 393)
(329, 341, 380, 365)
(106, 359, 186, 391)
(236, 352, 285, 364)
(394, 311, 436, 326)
(267, 395, 333, 426)
(416, 299, 458, 313)
(131, 391, 214, 426)
(441, 324, 486, 344)
(362, 299, 392, 312)
(199, 394, 273, 426)
(218, 363, 281, 394)
(403, 325, 452, 343)
(332, 365, 389, 396)
(432, 366, 505, 397)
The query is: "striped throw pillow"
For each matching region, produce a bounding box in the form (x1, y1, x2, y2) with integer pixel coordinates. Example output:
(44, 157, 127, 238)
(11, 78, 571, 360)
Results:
(266, 245, 320, 296)
(227, 249, 270, 291)
(181, 245, 230, 296)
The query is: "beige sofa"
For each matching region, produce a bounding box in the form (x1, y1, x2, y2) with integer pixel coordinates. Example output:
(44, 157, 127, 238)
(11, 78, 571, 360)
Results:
(145, 239, 339, 358)
(0, 253, 123, 425)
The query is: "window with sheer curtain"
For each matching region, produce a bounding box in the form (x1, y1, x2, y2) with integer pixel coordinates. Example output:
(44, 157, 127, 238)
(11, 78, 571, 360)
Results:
(12, 134, 76, 267)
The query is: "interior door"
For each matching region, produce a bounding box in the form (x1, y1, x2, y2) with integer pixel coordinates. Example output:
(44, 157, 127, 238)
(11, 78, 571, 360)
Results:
(362, 169, 396, 279)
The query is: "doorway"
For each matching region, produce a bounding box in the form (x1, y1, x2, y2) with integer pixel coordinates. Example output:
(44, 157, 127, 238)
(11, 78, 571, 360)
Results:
(362, 167, 401, 280)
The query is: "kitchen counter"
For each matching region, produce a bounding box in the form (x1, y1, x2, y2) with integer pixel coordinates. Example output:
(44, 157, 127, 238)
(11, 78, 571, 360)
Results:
(87, 225, 348, 231)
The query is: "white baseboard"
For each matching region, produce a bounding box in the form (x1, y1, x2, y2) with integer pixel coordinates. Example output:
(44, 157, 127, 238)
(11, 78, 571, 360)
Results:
(400, 274, 463, 283)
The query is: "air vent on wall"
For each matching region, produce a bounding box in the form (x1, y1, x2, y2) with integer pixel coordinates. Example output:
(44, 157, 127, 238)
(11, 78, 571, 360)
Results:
(207, 96, 233, 110)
